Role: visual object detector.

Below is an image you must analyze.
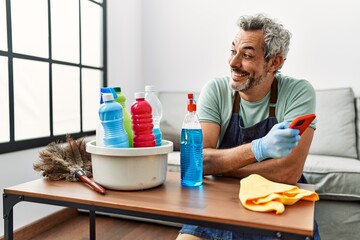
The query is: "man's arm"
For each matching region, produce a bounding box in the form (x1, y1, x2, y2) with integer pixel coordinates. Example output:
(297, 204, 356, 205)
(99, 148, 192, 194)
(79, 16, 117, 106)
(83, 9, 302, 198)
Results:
(202, 122, 257, 174)
(201, 121, 314, 185)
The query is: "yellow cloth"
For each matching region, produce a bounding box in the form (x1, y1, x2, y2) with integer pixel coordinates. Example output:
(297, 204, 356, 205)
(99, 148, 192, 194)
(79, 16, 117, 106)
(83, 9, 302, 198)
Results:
(239, 174, 319, 214)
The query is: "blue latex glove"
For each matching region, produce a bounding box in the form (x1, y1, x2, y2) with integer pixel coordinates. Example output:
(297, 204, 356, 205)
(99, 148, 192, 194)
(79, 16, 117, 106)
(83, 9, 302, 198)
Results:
(251, 121, 300, 162)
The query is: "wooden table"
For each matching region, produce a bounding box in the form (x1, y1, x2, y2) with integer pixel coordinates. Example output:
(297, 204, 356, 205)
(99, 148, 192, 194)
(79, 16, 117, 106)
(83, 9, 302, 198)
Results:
(3, 172, 315, 240)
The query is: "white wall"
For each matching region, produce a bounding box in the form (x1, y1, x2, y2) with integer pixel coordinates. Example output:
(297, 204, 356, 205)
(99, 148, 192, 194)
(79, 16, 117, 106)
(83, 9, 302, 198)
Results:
(107, 0, 143, 104)
(2, 0, 360, 236)
(109, 0, 360, 97)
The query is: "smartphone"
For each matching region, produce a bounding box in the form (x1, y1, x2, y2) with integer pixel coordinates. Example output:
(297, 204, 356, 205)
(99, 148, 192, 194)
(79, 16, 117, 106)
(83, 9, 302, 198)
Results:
(288, 113, 316, 135)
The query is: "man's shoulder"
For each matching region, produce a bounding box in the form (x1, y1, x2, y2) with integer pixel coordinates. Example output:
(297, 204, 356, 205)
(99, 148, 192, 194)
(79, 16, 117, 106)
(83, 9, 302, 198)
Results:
(277, 74, 315, 93)
(207, 76, 231, 87)
(201, 76, 233, 96)
(275, 74, 316, 125)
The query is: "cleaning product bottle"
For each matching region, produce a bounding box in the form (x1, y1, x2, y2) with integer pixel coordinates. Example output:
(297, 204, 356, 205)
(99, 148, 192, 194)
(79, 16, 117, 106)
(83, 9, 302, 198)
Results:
(99, 93, 129, 148)
(145, 85, 163, 146)
(130, 92, 156, 148)
(114, 87, 134, 147)
(180, 93, 203, 187)
(96, 88, 118, 147)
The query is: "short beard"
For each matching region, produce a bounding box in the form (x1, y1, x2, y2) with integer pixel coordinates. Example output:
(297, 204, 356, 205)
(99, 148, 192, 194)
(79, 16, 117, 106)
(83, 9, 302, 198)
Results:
(230, 63, 268, 92)
(230, 75, 263, 92)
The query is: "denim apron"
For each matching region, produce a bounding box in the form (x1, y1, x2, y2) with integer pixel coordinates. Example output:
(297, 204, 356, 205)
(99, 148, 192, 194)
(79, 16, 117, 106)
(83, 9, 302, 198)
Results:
(179, 79, 320, 240)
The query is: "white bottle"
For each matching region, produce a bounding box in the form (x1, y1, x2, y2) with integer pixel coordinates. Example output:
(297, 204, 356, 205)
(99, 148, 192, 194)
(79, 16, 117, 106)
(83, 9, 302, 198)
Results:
(145, 85, 163, 146)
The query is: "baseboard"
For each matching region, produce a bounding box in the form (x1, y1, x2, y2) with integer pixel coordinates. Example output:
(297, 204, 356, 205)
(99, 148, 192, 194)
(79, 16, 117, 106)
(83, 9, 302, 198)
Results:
(0, 208, 78, 240)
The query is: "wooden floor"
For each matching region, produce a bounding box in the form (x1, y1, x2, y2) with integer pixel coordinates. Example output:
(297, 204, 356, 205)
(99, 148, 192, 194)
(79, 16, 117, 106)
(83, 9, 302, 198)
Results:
(8, 209, 181, 240)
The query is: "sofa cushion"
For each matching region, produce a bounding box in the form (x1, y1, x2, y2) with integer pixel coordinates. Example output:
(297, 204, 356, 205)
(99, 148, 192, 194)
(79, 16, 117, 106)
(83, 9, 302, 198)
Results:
(158, 91, 187, 151)
(309, 88, 358, 159)
(303, 154, 360, 200)
(162, 121, 181, 151)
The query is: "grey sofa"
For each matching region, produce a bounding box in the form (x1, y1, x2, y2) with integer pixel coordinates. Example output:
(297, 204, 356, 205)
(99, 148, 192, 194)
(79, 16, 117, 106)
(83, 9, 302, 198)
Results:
(159, 88, 360, 240)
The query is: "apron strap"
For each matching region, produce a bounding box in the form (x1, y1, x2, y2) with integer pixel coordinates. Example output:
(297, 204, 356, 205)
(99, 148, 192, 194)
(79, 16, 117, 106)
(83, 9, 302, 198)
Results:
(269, 78, 278, 117)
(232, 90, 241, 113)
(232, 78, 278, 115)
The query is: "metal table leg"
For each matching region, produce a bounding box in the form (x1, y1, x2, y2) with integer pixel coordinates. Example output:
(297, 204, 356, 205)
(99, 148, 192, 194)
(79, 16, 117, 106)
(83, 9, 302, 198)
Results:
(89, 210, 96, 240)
(3, 194, 22, 240)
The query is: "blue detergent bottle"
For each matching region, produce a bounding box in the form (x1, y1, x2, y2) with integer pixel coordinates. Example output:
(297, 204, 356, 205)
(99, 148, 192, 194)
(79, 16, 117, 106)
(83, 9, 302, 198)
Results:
(180, 93, 203, 187)
(99, 93, 129, 148)
(96, 88, 118, 146)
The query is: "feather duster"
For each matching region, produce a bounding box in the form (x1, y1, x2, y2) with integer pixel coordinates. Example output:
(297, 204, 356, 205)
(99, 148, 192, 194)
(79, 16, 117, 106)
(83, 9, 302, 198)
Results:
(34, 135, 92, 181)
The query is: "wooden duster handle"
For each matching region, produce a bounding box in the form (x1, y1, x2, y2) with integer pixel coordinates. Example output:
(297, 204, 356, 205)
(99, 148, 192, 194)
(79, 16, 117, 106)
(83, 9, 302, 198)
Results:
(75, 170, 106, 194)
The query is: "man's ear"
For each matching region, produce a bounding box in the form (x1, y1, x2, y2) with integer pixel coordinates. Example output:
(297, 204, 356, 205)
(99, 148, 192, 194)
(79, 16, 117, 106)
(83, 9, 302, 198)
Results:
(268, 55, 284, 73)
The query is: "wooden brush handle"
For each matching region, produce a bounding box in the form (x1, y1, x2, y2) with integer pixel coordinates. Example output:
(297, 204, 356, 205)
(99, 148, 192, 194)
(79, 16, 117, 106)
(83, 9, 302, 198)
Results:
(75, 170, 106, 194)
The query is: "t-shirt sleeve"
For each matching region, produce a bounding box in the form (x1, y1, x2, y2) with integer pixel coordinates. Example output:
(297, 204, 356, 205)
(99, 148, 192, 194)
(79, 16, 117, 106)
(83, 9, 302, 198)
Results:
(197, 77, 234, 145)
(282, 79, 317, 130)
(197, 80, 222, 125)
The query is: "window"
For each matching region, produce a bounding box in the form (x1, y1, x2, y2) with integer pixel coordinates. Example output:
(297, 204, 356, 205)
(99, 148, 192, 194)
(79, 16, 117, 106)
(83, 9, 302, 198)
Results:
(0, 0, 107, 153)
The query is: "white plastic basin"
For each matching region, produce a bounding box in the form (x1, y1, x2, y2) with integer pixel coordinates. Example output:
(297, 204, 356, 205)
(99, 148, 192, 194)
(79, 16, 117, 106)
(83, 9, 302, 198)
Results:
(86, 140, 173, 190)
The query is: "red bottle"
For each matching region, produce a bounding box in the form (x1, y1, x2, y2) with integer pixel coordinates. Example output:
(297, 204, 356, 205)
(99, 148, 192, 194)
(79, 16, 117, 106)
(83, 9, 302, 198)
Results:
(130, 92, 156, 147)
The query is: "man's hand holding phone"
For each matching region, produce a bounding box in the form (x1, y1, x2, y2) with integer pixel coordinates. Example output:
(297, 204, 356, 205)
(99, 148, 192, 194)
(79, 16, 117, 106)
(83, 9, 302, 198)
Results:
(251, 114, 316, 162)
(251, 121, 301, 162)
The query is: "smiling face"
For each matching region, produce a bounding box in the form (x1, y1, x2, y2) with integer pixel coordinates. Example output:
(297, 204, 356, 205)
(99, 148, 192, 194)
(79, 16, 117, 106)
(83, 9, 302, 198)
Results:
(229, 29, 272, 92)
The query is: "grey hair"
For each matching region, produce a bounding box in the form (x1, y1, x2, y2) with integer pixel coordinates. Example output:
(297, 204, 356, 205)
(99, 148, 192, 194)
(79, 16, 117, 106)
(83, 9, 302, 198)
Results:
(237, 14, 291, 69)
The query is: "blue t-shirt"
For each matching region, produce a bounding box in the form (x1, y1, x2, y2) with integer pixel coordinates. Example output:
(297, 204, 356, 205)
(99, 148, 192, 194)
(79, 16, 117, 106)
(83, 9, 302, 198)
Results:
(197, 74, 317, 147)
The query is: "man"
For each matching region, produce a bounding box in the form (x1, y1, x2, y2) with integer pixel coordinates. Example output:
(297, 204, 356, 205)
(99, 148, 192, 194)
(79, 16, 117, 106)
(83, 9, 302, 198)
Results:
(177, 14, 320, 240)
